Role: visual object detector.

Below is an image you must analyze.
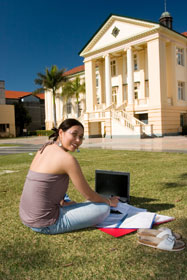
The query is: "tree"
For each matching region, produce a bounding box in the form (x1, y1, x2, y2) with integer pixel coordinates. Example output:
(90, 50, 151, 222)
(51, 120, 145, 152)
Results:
(62, 76, 85, 117)
(14, 102, 32, 136)
(33, 65, 67, 128)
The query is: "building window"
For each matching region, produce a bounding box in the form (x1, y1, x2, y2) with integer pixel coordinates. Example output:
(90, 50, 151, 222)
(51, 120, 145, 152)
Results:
(78, 102, 82, 117)
(0, 124, 6, 132)
(0, 124, 9, 132)
(178, 81, 185, 101)
(96, 94, 100, 104)
(134, 83, 139, 99)
(112, 88, 117, 104)
(134, 54, 138, 70)
(96, 74, 99, 88)
(145, 80, 149, 97)
(96, 74, 100, 104)
(111, 26, 120, 38)
(96, 87, 100, 104)
(110, 60, 116, 76)
(176, 48, 184, 66)
(66, 98, 72, 114)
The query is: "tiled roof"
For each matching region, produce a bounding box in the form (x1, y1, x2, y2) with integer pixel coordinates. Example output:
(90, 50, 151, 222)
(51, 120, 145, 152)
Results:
(182, 32, 187, 37)
(64, 65, 85, 76)
(5, 90, 44, 100)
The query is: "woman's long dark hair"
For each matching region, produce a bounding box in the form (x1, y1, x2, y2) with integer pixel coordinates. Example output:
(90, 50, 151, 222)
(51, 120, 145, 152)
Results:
(49, 119, 84, 141)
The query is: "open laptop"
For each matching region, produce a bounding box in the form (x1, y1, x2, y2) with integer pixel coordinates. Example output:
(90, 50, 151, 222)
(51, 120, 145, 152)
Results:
(95, 170, 130, 203)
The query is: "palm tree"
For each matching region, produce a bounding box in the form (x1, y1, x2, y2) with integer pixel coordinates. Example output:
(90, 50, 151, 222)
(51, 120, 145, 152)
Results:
(33, 65, 67, 128)
(62, 76, 85, 117)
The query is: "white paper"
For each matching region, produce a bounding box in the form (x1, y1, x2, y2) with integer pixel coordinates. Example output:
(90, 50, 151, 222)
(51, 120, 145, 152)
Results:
(119, 212, 156, 229)
(111, 202, 147, 214)
(96, 202, 174, 229)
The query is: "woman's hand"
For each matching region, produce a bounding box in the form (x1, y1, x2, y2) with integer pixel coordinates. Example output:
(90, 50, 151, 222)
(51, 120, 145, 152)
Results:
(109, 196, 119, 207)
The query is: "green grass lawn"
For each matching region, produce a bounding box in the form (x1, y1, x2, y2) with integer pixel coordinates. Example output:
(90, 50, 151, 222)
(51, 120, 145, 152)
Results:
(0, 144, 22, 147)
(0, 149, 186, 280)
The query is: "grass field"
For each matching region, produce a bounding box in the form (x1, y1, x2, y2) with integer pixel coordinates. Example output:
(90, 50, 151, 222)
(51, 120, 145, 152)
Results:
(0, 149, 187, 280)
(0, 144, 22, 147)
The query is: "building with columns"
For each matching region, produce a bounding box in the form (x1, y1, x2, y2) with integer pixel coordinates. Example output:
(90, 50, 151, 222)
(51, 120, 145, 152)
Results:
(45, 12, 187, 138)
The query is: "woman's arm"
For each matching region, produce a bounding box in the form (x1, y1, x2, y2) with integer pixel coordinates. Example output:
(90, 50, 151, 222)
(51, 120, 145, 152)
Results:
(63, 154, 119, 207)
(60, 200, 76, 206)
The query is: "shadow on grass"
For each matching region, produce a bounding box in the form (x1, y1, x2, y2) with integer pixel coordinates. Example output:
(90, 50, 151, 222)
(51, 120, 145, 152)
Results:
(0, 241, 50, 278)
(179, 172, 187, 179)
(130, 196, 175, 212)
(162, 182, 187, 189)
(161, 172, 187, 189)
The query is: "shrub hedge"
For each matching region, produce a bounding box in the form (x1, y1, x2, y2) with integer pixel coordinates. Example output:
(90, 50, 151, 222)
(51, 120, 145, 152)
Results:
(35, 130, 54, 136)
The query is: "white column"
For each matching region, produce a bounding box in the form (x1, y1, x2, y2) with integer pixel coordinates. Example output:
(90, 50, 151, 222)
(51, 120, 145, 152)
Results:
(45, 90, 53, 129)
(85, 60, 96, 112)
(44, 91, 48, 121)
(45, 90, 52, 121)
(55, 96, 60, 122)
(127, 47, 134, 104)
(139, 50, 145, 100)
(105, 54, 112, 107)
(56, 93, 63, 124)
(122, 54, 127, 100)
(98, 61, 103, 103)
(59, 96, 63, 120)
(147, 39, 162, 106)
(122, 54, 126, 83)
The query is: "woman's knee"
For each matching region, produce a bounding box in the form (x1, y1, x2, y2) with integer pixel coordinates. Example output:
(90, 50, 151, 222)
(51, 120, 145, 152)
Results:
(102, 203, 110, 215)
(94, 203, 110, 219)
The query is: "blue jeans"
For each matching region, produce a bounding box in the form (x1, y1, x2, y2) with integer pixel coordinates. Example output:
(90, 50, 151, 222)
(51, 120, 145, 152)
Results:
(30, 202, 110, 234)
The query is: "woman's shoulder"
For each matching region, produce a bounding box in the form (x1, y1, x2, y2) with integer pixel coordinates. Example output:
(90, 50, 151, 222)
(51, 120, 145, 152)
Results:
(31, 144, 76, 174)
(46, 144, 76, 163)
(52, 149, 79, 174)
(58, 149, 76, 163)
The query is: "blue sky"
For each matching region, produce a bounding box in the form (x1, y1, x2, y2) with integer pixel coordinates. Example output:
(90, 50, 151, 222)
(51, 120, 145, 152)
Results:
(1, 0, 187, 92)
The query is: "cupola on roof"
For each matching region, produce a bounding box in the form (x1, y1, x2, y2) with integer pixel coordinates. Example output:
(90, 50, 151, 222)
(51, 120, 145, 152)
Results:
(160, 11, 171, 19)
(159, 1, 173, 29)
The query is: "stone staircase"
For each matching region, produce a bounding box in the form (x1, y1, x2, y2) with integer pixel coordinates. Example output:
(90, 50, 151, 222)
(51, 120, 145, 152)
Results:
(80, 106, 153, 138)
(111, 109, 153, 138)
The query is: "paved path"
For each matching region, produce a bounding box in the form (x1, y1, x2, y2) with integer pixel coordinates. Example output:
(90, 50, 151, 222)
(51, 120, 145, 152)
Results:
(0, 137, 46, 155)
(82, 136, 187, 153)
(0, 135, 187, 154)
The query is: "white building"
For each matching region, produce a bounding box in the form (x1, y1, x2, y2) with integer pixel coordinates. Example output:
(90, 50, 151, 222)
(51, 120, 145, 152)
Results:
(45, 12, 187, 138)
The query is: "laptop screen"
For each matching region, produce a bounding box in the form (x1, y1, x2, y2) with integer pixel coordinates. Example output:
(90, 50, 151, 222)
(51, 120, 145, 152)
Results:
(95, 170, 130, 203)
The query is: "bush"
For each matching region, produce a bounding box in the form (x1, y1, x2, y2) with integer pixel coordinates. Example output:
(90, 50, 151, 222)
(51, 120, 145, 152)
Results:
(27, 131, 37, 136)
(35, 130, 53, 136)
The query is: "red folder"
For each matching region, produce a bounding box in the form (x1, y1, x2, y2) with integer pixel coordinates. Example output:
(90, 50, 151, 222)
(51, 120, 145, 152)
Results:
(98, 219, 174, 237)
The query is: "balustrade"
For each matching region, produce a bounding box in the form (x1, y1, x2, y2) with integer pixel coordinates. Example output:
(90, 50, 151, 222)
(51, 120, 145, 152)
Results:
(83, 106, 153, 137)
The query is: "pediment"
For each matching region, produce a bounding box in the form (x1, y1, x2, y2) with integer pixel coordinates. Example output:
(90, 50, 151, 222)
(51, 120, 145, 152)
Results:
(80, 15, 159, 56)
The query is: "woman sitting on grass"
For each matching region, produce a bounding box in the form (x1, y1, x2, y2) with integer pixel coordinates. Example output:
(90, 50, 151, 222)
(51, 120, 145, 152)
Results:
(19, 118, 119, 234)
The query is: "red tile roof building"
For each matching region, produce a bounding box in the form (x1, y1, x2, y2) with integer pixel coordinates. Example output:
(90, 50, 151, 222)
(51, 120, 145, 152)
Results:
(5, 90, 44, 100)
(64, 65, 85, 76)
(5, 90, 45, 133)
